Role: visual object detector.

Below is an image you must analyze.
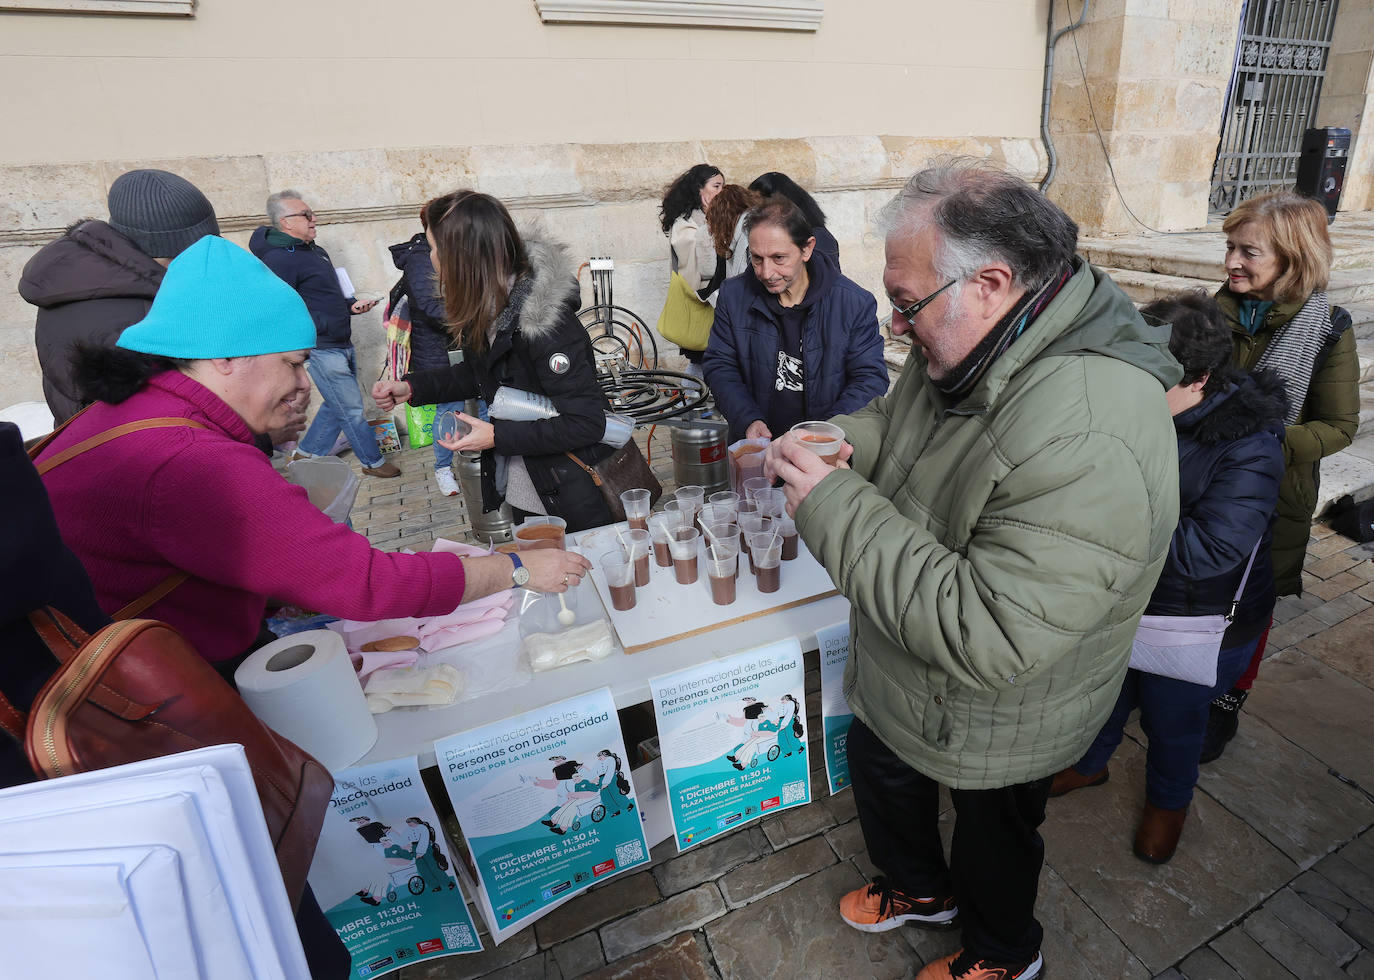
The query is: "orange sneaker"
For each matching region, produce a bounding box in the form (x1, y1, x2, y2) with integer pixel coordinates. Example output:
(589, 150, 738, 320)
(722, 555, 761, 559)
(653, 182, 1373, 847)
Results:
(916, 949, 1043, 980)
(838, 876, 957, 932)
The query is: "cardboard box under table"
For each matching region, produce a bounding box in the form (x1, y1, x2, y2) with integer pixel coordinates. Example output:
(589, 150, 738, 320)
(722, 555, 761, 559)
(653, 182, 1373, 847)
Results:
(571, 522, 838, 654)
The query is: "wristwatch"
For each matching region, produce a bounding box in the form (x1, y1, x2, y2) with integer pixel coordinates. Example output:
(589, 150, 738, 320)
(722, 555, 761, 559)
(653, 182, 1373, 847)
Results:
(509, 552, 531, 588)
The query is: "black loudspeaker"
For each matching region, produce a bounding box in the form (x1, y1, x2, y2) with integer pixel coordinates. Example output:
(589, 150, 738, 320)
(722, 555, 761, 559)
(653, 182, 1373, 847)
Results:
(1295, 127, 1351, 224)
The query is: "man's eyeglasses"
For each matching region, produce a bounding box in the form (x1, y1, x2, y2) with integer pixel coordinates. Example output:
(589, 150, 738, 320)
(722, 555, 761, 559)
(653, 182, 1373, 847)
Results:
(281, 210, 316, 221)
(889, 279, 957, 323)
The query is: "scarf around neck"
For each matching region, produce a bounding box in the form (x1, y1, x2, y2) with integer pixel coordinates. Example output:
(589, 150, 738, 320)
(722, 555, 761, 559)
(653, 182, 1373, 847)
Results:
(932, 262, 1075, 400)
(1253, 290, 1331, 425)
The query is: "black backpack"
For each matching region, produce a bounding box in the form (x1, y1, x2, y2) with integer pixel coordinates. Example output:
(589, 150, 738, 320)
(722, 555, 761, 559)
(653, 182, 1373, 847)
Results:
(1327, 494, 1374, 543)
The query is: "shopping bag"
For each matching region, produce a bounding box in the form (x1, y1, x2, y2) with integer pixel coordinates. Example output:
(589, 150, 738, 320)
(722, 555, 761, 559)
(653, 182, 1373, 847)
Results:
(656, 271, 715, 352)
(405, 402, 437, 450)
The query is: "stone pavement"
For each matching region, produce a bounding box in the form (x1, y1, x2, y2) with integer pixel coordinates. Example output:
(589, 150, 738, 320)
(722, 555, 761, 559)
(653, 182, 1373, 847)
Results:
(346, 442, 1374, 980)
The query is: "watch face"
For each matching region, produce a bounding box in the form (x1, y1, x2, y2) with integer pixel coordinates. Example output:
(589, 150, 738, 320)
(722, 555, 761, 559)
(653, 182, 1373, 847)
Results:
(513, 566, 531, 586)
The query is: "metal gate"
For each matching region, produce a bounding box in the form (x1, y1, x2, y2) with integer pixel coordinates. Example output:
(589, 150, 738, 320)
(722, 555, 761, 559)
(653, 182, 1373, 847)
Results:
(1209, 0, 1340, 214)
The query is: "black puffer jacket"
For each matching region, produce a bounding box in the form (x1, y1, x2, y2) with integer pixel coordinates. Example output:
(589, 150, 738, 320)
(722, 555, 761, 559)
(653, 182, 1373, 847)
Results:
(404, 232, 615, 531)
(387, 233, 453, 372)
(0, 422, 110, 789)
(1146, 370, 1288, 645)
(20, 221, 164, 425)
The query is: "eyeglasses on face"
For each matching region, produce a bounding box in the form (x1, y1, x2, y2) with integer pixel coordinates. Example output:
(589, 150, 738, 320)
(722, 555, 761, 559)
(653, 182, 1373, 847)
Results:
(281, 210, 316, 221)
(889, 279, 957, 322)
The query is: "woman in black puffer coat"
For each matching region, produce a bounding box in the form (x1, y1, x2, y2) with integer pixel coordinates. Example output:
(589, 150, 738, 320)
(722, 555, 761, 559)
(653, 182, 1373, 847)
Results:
(1051, 292, 1288, 865)
(373, 192, 615, 532)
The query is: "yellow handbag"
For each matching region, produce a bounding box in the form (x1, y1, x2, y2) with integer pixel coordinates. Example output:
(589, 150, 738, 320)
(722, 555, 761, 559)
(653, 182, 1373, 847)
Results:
(656, 271, 715, 352)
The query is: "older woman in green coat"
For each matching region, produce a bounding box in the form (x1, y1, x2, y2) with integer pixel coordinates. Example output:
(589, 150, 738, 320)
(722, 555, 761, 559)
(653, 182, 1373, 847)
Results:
(1206, 191, 1360, 759)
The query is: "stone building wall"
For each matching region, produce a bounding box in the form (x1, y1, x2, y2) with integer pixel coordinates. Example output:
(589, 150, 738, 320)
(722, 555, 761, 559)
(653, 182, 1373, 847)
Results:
(0, 135, 1045, 409)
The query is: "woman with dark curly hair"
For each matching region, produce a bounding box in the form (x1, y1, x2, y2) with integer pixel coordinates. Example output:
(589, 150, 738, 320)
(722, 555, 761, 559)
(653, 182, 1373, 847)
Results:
(1051, 291, 1287, 864)
(659, 164, 725, 372)
(749, 171, 840, 271)
(707, 184, 762, 279)
(1202, 191, 1360, 760)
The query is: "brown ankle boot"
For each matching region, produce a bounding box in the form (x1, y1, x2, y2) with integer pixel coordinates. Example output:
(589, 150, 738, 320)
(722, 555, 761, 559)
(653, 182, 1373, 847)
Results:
(1134, 802, 1187, 863)
(1049, 766, 1109, 798)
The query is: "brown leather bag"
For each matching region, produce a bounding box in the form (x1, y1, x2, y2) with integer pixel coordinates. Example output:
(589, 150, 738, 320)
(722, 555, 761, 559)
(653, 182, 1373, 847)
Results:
(0, 608, 333, 912)
(565, 439, 662, 522)
(10, 412, 333, 909)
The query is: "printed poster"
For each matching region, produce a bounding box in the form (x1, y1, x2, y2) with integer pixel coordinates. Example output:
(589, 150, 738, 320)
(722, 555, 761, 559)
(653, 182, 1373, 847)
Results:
(307, 756, 481, 980)
(651, 638, 811, 852)
(435, 688, 649, 944)
(817, 621, 854, 795)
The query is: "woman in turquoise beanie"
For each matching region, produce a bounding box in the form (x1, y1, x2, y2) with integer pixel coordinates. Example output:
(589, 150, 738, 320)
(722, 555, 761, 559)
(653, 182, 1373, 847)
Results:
(34, 236, 590, 678)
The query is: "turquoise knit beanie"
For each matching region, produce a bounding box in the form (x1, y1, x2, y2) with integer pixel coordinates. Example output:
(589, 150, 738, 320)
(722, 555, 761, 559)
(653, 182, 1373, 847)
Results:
(117, 235, 316, 358)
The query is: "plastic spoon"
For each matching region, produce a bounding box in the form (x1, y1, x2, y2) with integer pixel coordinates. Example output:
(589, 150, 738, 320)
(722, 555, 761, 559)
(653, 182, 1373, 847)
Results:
(556, 592, 575, 627)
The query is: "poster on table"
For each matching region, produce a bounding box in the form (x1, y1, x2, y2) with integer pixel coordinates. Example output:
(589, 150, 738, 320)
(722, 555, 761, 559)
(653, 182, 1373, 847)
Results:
(435, 688, 650, 944)
(651, 638, 811, 852)
(307, 756, 482, 979)
(817, 621, 854, 795)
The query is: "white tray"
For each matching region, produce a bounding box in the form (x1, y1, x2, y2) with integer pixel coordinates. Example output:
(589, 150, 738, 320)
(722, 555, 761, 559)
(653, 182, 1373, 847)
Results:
(571, 522, 838, 654)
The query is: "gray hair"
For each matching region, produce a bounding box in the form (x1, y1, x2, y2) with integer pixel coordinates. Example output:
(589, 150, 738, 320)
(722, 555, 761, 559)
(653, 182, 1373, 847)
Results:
(879, 158, 1077, 293)
(266, 189, 307, 229)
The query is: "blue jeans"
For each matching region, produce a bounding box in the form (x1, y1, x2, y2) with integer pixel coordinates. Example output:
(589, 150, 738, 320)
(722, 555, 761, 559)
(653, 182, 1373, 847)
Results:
(300, 346, 383, 467)
(1073, 633, 1262, 810)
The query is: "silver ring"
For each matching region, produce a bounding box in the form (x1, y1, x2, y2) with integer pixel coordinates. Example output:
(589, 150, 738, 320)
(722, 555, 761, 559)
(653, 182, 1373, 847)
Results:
(563, 573, 569, 586)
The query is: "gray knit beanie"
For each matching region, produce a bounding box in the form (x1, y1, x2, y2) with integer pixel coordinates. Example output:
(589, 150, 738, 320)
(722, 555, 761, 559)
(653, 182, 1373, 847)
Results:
(107, 169, 220, 259)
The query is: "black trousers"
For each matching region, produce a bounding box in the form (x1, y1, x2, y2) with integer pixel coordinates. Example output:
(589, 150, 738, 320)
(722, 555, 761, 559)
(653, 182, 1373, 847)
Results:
(847, 718, 1051, 964)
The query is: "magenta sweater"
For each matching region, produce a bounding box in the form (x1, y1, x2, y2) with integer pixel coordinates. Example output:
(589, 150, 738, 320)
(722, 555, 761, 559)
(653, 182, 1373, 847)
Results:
(38, 371, 467, 662)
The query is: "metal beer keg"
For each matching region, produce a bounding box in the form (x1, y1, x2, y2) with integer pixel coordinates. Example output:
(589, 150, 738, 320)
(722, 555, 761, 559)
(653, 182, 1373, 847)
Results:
(670, 418, 729, 495)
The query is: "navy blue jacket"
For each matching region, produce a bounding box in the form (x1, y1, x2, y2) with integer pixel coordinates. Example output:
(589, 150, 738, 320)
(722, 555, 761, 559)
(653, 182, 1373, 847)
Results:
(702, 254, 888, 443)
(388, 234, 453, 372)
(249, 227, 355, 348)
(1146, 370, 1288, 644)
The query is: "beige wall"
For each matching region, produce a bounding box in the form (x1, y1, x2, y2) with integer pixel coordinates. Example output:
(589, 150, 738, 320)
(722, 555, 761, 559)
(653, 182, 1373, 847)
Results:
(1315, 0, 1374, 211)
(0, 0, 1047, 164)
(0, 1, 1055, 410)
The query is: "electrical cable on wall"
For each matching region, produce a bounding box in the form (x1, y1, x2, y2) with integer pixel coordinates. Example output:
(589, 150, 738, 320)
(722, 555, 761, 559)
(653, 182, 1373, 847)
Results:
(1065, 0, 1200, 235)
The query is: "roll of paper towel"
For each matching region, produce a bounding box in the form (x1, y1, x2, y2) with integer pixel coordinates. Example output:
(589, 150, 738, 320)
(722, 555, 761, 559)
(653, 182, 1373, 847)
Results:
(235, 629, 377, 771)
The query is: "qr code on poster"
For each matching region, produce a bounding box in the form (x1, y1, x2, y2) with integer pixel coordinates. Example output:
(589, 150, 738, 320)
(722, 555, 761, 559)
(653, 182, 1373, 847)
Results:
(782, 780, 807, 805)
(441, 923, 473, 950)
(615, 839, 644, 866)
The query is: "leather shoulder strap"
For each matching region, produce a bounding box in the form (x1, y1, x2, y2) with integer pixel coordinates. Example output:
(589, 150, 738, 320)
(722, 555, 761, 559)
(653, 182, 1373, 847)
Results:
(35, 417, 209, 475)
(0, 690, 25, 740)
(113, 571, 190, 621)
(564, 451, 603, 487)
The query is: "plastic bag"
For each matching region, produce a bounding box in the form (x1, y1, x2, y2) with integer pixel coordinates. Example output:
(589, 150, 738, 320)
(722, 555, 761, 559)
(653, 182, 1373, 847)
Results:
(405, 402, 437, 449)
(729, 437, 771, 494)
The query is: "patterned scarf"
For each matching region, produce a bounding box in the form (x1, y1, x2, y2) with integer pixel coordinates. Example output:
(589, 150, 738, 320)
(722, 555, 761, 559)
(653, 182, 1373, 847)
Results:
(933, 262, 1075, 400)
(1253, 291, 1330, 425)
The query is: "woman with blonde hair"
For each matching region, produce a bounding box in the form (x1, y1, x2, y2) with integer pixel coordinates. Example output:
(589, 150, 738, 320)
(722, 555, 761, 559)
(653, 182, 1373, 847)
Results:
(373, 191, 617, 532)
(1204, 191, 1359, 759)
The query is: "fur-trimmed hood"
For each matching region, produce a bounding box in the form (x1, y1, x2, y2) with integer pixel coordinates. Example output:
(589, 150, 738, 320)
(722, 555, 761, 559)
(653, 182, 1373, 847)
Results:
(1178, 368, 1289, 445)
(511, 223, 580, 341)
(20, 219, 164, 308)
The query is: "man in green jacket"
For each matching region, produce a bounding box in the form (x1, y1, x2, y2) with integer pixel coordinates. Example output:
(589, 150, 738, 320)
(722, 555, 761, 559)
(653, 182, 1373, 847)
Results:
(766, 160, 1182, 980)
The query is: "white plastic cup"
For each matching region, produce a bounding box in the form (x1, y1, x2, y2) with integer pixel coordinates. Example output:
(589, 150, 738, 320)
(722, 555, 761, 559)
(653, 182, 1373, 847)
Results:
(791, 421, 845, 464)
(620, 488, 652, 530)
(648, 512, 678, 567)
(490, 386, 558, 421)
(436, 411, 472, 443)
(667, 526, 701, 585)
(741, 476, 771, 502)
(599, 550, 637, 611)
(750, 531, 784, 594)
(675, 485, 705, 527)
(618, 528, 652, 587)
(753, 487, 786, 519)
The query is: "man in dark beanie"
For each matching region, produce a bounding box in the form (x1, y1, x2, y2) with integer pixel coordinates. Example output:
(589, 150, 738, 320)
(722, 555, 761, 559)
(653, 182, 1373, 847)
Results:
(20, 169, 220, 425)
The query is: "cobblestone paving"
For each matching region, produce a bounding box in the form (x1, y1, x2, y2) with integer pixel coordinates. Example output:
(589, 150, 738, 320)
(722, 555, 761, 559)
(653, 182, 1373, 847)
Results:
(348, 441, 1374, 980)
